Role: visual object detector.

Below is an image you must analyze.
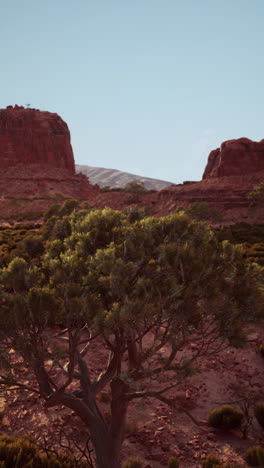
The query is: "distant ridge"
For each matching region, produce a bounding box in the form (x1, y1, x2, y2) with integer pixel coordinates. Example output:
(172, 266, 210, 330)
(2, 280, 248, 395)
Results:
(75, 164, 173, 190)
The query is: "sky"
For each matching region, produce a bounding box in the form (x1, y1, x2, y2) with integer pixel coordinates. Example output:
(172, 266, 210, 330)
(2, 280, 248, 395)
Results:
(1, 1, 264, 184)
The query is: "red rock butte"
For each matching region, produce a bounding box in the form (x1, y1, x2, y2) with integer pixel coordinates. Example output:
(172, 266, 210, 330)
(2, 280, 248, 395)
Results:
(203, 137, 264, 178)
(0, 106, 98, 215)
(0, 105, 75, 173)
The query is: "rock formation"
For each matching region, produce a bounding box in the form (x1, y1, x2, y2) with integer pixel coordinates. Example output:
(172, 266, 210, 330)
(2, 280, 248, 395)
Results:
(0, 107, 263, 226)
(86, 137, 264, 226)
(0, 106, 98, 219)
(203, 138, 264, 178)
(0, 105, 75, 173)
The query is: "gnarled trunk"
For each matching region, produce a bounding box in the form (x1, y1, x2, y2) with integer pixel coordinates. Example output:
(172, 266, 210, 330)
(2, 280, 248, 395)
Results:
(57, 390, 127, 468)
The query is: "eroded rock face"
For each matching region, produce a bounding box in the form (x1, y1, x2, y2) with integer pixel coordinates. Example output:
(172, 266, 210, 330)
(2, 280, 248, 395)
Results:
(0, 105, 75, 173)
(0, 106, 99, 218)
(203, 138, 264, 179)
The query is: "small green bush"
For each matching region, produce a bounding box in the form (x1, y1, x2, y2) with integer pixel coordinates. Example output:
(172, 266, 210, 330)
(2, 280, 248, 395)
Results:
(201, 455, 221, 467)
(123, 457, 143, 468)
(243, 446, 264, 466)
(208, 405, 244, 431)
(254, 403, 264, 430)
(0, 435, 90, 467)
(167, 456, 179, 467)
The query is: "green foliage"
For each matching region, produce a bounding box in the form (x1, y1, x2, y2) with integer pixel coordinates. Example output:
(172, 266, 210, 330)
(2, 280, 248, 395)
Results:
(42, 199, 82, 240)
(123, 457, 143, 468)
(243, 446, 264, 466)
(208, 406, 244, 431)
(124, 180, 147, 193)
(0, 435, 90, 467)
(0, 257, 59, 333)
(201, 457, 238, 468)
(167, 456, 180, 467)
(1, 208, 263, 467)
(188, 201, 222, 222)
(215, 224, 264, 266)
(215, 223, 264, 245)
(0, 225, 42, 266)
(248, 182, 264, 204)
(201, 455, 221, 467)
(44, 203, 61, 220)
(123, 206, 149, 223)
(254, 403, 264, 430)
(59, 199, 79, 216)
(101, 180, 157, 194)
(19, 235, 44, 259)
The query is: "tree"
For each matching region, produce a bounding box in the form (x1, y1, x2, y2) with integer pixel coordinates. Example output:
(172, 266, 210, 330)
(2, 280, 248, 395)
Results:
(123, 180, 146, 193)
(248, 182, 264, 205)
(188, 201, 222, 223)
(0, 209, 263, 468)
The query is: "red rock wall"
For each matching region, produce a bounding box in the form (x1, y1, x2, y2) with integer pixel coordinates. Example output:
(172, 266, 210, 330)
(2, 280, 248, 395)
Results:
(0, 105, 75, 173)
(203, 138, 264, 178)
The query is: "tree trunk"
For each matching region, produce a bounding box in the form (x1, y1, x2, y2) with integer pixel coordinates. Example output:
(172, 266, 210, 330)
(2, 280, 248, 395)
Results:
(127, 332, 140, 370)
(88, 418, 122, 468)
(58, 393, 124, 468)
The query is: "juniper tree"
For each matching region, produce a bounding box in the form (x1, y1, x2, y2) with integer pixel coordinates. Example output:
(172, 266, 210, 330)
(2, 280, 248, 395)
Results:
(0, 209, 263, 468)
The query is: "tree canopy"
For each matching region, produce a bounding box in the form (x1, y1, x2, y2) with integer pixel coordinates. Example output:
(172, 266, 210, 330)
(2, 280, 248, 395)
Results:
(0, 208, 263, 468)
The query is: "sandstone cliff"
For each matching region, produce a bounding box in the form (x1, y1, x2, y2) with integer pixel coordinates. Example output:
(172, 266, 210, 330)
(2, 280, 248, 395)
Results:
(203, 137, 264, 178)
(0, 105, 75, 173)
(0, 106, 98, 219)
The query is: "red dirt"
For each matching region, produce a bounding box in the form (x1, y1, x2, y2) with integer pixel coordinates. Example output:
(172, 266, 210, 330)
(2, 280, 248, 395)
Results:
(1, 324, 264, 467)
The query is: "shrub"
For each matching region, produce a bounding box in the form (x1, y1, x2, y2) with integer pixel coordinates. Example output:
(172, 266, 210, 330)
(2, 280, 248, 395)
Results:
(19, 235, 44, 258)
(124, 180, 147, 193)
(254, 403, 264, 430)
(259, 344, 264, 357)
(243, 446, 264, 466)
(208, 405, 244, 431)
(201, 455, 221, 467)
(167, 456, 180, 467)
(59, 199, 79, 216)
(44, 204, 60, 220)
(0, 435, 90, 467)
(188, 202, 222, 222)
(123, 457, 143, 468)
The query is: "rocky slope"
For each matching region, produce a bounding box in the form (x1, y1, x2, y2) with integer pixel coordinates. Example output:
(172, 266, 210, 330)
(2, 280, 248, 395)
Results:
(75, 164, 173, 190)
(0, 106, 263, 225)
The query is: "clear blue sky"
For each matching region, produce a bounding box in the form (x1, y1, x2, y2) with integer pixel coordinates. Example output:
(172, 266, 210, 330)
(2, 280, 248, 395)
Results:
(1, 1, 264, 183)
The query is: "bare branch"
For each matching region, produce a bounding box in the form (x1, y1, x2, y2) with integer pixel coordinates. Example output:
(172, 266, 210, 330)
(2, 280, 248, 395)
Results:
(92, 350, 120, 395)
(0, 375, 41, 395)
